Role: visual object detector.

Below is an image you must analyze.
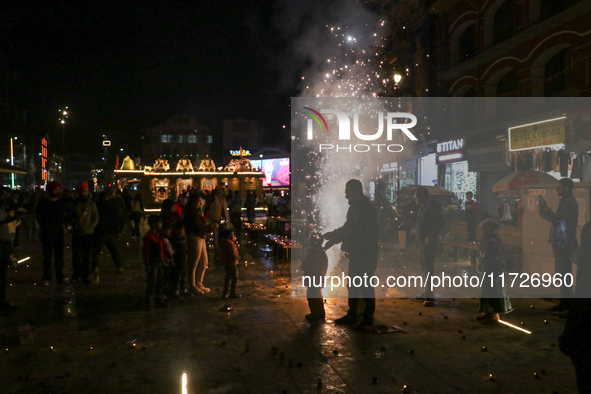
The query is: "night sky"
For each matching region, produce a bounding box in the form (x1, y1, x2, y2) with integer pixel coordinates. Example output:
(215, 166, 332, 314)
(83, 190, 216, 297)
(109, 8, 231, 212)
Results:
(2, 1, 297, 157)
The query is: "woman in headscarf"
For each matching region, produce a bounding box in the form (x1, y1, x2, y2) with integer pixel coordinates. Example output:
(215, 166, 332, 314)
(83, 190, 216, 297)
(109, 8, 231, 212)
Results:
(477, 219, 512, 324)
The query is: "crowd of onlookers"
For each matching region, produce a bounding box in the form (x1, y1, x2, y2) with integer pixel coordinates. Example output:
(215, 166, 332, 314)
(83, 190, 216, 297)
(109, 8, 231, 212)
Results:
(0, 182, 254, 312)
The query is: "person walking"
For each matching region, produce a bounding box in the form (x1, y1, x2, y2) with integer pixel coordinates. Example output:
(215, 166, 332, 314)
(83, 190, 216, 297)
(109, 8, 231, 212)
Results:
(0, 186, 18, 312)
(71, 182, 99, 285)
(245, 191, 257, 223)
(465, 191, 479, 265)
(323, 179, 379, 330)
(476, 219, 512, 324)
(109, 188, 126, 237)
(35, 181, 69, 286)
(130, 193, 145, 240)
(91, 191, 123, 274)
(210, 186, 229, 259)
(397, 186, 444, 306)
(539, 178, 578, 312)
(184, 195, 215, 294)
(228, 190, 244, 237)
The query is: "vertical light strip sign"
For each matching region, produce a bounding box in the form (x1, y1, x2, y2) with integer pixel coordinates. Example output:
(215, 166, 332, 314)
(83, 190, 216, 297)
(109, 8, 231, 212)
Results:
(508, 117, 566, 151)
(41, 138, 48, 185)
(10, 138, 14, 189)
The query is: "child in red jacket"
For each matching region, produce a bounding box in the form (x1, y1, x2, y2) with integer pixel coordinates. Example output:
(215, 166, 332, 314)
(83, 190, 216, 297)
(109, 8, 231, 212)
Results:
(301, 234, 328, 321)
(219, 229, 240, 299)
(143, 215, 172, 310)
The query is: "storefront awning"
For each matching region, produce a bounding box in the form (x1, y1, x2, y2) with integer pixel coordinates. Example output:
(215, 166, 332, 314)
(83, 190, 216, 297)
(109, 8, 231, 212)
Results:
(0, 163, 27, 175)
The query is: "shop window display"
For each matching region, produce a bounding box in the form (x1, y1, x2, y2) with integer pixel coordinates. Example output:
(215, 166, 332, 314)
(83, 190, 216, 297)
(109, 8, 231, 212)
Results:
(444, 161, 477, 203)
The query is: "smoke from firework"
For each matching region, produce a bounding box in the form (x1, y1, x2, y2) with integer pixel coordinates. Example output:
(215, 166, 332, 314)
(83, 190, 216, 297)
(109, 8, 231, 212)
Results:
(282, 0, 397, 276)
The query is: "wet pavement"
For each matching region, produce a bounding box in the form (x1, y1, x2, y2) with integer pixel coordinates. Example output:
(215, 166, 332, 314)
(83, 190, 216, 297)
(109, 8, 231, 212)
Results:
(0, 231, 578, 394)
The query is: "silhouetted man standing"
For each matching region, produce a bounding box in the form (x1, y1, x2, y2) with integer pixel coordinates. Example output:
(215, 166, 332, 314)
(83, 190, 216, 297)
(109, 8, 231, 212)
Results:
(539, 178, 578, 312)
(397, 186, 444, 306)
(324, 179, 379, 330)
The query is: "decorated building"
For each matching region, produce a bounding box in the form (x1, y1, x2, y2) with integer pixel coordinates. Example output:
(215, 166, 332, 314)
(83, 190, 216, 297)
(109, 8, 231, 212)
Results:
(113, 155, 264, 210)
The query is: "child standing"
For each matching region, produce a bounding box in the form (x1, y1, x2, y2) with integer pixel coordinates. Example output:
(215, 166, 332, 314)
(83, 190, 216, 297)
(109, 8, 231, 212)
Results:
(301, 234, 328, 321)
(160, 222, 175, 298)
(142, 215, 172, 310)
(219, 229, 240, 299)
(169, 222, 188, 298)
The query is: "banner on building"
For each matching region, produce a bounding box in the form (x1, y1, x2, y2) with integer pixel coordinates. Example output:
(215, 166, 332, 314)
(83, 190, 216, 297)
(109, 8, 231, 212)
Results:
(467, 141, 510, 172)
(508, 117, 565, 151)
(565, 106, 591, 153)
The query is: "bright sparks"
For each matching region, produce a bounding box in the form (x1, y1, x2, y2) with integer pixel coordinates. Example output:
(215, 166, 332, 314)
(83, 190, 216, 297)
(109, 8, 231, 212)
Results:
(182, 372, 188, 394)
(498, 320, 532, 334)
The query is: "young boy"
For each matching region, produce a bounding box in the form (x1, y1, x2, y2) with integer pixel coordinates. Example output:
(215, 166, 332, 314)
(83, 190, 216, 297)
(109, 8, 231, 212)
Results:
(301, 233, 328, 321)
(142, 215, 172, 310)
(169, 221, 188, 298)
(219, 229, 240, 299)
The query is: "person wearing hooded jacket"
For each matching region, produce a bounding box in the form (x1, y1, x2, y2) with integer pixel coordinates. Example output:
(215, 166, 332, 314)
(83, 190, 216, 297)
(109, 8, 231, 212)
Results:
(71, 182, 99, 285)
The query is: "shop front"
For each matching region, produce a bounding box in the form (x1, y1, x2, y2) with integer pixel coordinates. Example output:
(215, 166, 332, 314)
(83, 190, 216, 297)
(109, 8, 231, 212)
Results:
(467, 140, 512, 216)
(436, 137, 477, 204)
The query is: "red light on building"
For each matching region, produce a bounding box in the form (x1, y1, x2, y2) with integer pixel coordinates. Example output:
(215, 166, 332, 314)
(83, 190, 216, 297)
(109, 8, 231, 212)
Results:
(41, 138, 48, 182)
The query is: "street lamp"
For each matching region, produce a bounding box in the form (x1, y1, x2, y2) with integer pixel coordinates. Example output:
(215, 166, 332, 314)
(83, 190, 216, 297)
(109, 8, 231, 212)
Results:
(59, 107, 69, 155)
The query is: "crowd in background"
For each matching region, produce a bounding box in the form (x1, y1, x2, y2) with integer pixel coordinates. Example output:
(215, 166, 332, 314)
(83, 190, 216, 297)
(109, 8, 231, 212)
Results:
(0, 182, 256, 312)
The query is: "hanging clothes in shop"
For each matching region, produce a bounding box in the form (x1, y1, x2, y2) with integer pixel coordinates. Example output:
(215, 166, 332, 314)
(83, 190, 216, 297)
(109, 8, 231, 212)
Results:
(557, 149, 570, 177)
(535, 150, 544, 172)
(571, 153, 582, 179)
(551, 150, 560, 172)
(525, 152, 534, 170)
(582, 153, 591, 182)
(543, 150, 553, 172)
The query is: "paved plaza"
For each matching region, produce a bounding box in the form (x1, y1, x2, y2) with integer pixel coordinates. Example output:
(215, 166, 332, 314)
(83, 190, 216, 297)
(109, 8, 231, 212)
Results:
(0, 234, 579, 394)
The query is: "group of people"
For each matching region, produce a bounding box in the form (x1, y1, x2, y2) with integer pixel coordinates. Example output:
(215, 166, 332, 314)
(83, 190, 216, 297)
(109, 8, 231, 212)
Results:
(0, 181, 130, 310)
(0, 181, 247, 313)
(300, 177, 590, 392)
(142, 185, 242, 310)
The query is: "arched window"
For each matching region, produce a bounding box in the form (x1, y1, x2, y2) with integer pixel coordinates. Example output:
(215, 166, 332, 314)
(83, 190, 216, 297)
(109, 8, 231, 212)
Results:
(544, 50, 566, 97)
(493, 0, 515, 45)
(541, 0, 583, 21)
(464, 87, 477, 97)
(497, 70, 518, 96)
(458, 24, 476, 63)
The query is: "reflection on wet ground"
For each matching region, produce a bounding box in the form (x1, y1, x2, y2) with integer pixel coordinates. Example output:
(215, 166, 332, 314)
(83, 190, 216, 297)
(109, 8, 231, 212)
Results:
(0, 234, 578, 393)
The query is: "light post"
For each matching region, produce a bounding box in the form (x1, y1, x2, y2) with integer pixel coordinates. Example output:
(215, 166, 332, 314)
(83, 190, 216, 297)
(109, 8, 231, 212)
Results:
(10, 137, 14, 189)
(59, 108, 68, 154)
(59, 107, 69, 184)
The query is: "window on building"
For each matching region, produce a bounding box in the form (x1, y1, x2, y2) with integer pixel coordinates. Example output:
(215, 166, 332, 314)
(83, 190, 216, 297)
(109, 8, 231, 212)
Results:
(234, 122, 250, 132)
(174, 116, 189, 125)
(496, 70, 518, 96)
(541, 0, 582, 21)
(464, 87, 477, 97)
(544, 50, 566, 97)
(459, 24, 476, 63)
(493, 0, 515, 45)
